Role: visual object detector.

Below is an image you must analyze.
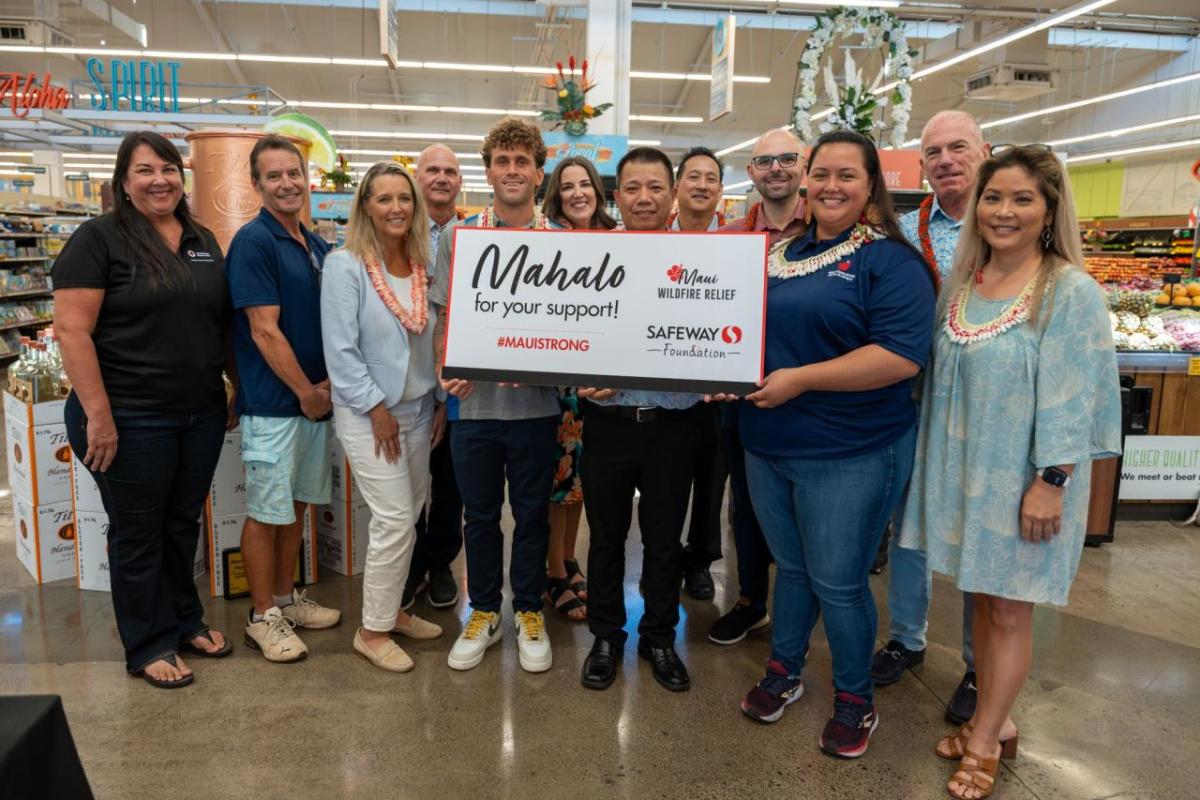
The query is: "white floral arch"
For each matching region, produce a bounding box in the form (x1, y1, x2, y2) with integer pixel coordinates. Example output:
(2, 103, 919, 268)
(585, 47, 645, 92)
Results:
(791, 8, 917, 149)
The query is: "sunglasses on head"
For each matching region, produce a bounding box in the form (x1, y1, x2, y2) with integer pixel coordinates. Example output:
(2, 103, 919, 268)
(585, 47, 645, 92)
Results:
(750, 152, 801, 170)
(990, 143, 1052, 157)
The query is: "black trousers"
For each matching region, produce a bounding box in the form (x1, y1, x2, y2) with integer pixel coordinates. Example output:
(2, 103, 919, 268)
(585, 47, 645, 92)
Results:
(684, 403, 726, 569)
(582, 402, 704, 648)
(722, 404, 772, 611)
(406, 431, 463, 588)
(64, 392, 224, 673)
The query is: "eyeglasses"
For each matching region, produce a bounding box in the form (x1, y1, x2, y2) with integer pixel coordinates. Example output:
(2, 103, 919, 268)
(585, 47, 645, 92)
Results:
(750, 152, 801, 170)
(990, 143, 1052, 157)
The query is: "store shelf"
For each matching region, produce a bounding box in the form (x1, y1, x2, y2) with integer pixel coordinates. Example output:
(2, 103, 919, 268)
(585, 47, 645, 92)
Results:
(0, 256, 51, 264)
(0, 232, 50, 239)
(1116, 351, 1199, 372)
(0, 288, 52, 300)
(0, 317, 53, 333)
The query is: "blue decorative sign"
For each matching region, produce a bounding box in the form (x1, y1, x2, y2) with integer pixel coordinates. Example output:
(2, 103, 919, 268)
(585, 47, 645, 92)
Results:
(543, 133, 629, 177)
(86, 58, 182, 112)
(312, 192, 355, 220)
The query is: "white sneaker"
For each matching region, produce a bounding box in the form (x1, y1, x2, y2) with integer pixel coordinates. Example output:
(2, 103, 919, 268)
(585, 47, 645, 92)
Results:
(280, 589, 342, 630)
(447, 610, 502, 671)
(515, 610, 552, 673)
(244, 607, 308, 663)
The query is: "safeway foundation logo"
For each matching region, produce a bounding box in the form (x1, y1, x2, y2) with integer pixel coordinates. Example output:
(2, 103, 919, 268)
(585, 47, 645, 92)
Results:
(646, 323, 744, 360)
(721, 325, 742, 344)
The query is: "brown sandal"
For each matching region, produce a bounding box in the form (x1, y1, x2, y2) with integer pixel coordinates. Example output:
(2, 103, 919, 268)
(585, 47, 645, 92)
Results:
(948, 745, 1001, 799)
(937, 723, 1018, 761)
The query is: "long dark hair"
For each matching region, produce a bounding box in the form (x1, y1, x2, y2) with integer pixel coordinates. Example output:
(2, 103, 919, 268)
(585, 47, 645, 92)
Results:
(541, 156, 617, 230)
(805, 131, 924, 263)
(111, 131, 204, 290)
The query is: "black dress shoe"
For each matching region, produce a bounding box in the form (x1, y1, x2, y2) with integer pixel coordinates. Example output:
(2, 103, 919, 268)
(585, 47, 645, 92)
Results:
(870, 639, 925, 686)
(946, 670, 978, 725)
(427, 567, 459, 608)
(581, 638, 623, 690)
(637, 641, 691, 692)
(682, 566, 715, 600)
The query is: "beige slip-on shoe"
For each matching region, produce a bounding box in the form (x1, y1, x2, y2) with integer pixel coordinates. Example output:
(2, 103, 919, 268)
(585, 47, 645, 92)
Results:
(353, 628, 414, 673)
(393, 614, 444, 640)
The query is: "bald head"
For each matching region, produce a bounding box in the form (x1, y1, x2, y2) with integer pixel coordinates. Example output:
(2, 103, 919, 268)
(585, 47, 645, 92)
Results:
(416, 144, 462, 222)
(747, 128, 805, 202)
(918, 110, 990, 219)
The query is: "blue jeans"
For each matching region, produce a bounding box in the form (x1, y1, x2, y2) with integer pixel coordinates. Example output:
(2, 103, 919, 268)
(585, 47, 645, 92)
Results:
(887, 532, 975, 668)
(450, 416, 558, 613)
(65, 393, 226, 673)
(746, 426, 916, 700)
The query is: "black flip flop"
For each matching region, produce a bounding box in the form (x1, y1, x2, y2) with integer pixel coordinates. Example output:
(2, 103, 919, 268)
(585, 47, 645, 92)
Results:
(547, 575, 587, 621)
(564, 559, 588, 600)
(136, 654, 194, 689)
(180, 629, 233, 659)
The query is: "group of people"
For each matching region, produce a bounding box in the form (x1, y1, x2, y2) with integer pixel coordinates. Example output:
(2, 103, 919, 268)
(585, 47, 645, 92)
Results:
(52, 107, 1120, 799)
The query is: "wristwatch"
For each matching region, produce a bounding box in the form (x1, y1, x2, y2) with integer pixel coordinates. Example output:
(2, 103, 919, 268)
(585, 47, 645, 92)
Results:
(1037, 466, 1071, 488)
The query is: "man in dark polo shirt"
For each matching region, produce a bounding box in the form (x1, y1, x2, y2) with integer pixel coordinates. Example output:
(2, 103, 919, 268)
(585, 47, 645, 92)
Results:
(226, 134, 341, 663)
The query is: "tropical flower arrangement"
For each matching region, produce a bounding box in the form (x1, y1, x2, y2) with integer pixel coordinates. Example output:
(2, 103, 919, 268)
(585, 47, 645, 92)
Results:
(791, 6, 917, 149)
(542, 55, 613, 136)
(318, 152, 355, 191)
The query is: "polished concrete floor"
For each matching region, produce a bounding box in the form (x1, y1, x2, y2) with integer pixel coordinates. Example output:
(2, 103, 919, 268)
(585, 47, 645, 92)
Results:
(1, 481, 1197, 800)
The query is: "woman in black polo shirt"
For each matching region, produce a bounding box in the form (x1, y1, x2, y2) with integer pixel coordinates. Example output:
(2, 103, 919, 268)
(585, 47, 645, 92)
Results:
(53, 131, 233, 688)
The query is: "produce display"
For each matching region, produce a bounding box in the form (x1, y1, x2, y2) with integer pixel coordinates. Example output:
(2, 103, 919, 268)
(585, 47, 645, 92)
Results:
(1105, 285, 1200, 352)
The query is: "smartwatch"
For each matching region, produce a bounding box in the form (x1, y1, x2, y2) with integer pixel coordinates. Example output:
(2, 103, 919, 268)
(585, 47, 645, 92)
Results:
(1037, 466, 1071, 488)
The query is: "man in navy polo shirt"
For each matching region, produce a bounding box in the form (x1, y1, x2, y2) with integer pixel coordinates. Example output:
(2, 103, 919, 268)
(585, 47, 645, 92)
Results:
(226, 134, 341, 663)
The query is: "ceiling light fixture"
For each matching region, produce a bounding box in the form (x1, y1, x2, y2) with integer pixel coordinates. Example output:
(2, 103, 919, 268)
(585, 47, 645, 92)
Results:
(1065, 137, 1200, 164)
(630, 114, 704, 124)
(1046, 113, 1200, 147)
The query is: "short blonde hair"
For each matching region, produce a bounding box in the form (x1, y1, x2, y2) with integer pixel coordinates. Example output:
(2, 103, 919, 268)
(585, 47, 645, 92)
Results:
(343, 162, 432, 269)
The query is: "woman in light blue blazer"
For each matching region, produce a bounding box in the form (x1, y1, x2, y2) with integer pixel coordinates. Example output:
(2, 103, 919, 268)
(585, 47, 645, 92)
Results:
(321, 161, 447, 673)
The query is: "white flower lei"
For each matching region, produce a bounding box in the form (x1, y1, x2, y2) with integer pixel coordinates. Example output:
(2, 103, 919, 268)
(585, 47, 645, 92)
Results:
(791, 8, 916, 149)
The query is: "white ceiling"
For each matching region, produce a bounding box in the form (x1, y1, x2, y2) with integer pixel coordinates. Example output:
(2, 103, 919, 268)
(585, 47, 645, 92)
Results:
(1, 0, 1198, 185)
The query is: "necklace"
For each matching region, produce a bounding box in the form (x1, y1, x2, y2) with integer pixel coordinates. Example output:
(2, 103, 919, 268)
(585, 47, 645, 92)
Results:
(943, 274, 1038, 345)
(363, 257, 429, 335)
(767, 222, 882, 280)
(476, 206, 553, 230)
(916, 196, 944, 295)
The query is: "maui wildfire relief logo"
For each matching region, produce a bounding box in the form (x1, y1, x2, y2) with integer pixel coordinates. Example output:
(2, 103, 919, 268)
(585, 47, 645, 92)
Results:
(829, 259, 856, 282)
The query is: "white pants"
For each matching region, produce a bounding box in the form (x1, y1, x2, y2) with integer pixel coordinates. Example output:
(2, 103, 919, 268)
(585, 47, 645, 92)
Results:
(333, 395, 434, 632)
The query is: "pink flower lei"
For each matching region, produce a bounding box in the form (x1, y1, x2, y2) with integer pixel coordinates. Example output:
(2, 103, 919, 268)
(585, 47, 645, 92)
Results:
(363, 256, 429, 335)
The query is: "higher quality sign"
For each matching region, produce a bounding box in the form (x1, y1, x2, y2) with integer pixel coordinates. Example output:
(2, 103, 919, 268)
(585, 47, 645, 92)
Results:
(442, 228, 768, 394)
(1119, 435, 1200, 500)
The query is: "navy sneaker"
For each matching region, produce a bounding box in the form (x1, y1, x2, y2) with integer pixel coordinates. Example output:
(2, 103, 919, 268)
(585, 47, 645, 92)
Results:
(870, 639, 925, 686)
(819, 692, 879, 759)
(740, 659, 804, 723)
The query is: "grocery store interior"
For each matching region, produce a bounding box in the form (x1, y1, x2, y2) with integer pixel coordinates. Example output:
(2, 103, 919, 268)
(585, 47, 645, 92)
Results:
(1, 0, 1199, 798)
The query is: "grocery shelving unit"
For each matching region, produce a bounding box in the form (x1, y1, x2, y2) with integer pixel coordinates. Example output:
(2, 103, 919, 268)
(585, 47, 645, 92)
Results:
(1080, 215, 1197, 284)
(0, 207, 92, 361)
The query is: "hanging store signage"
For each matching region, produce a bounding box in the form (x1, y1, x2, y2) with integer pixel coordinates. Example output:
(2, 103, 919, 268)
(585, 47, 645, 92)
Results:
(1119, 435, 1200, 501)
(17, 166, 46, 175)
(65, 174, 91, 181)
(543, 133, 628, 177)
(710, 14, 735, 121)
(312, 192, 354, 220)
(12, 179, 34, 187)
(85, 58, 182, 113)
(0, 72, 71, 118)
(379, 0, 400, 69)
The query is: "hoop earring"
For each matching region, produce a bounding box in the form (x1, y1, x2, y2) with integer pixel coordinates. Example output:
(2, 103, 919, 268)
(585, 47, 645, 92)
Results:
(1041, 225, 1054, 250)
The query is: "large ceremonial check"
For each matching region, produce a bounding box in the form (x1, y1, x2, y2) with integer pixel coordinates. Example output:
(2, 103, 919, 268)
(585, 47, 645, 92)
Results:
(442, 227, 768, 394)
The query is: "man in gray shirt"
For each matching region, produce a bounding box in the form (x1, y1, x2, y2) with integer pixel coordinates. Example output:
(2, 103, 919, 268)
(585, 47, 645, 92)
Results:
(430, 117, 560, 675)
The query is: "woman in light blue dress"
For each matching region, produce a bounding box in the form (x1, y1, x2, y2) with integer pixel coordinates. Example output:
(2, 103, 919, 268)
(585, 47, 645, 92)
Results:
(900, 146, 1121, 799)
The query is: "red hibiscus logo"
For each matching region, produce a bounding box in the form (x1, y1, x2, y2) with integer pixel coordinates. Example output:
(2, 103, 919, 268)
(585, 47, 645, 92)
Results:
(721, 325, 743, 344)
(837, 260, 852, 271)
(667, 264, 684, 283)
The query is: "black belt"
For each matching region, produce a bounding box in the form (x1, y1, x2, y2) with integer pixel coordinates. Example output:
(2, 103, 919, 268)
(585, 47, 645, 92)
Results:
(585, 401, 696, 423)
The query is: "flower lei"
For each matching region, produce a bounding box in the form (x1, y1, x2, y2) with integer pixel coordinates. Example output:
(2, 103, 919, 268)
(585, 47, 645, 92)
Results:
(791, 7, 916, 149)
(476, 206, 554, 230)
(364, 257, 429, 335)
(767, 222, 883, 280)
(917, 195, 943, 295)
(943, 276, 1037, 345)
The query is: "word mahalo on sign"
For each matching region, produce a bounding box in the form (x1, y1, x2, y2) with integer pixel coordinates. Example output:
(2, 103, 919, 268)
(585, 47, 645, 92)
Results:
(442, 228, 768, 395)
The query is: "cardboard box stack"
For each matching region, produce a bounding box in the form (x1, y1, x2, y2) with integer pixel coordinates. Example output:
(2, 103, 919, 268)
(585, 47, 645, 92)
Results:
(5, 392, 75, 583)
(316, 429, 370, 576)
(204, 430, 318, 597)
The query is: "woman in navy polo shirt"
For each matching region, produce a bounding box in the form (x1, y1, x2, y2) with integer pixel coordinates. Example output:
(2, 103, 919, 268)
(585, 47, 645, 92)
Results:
(737, 131, 936, 758)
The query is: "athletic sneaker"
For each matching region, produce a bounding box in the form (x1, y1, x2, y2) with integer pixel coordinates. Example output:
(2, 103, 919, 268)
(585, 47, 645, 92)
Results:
(446, 610, 501, 671)
(740, 659, 804, 723)
(709, 603, 770, 645)
(245, 607, 308, 663)
(514, 610, 552, 673)
(280, 589, 342, 630)
(819, 692, 879, 759)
